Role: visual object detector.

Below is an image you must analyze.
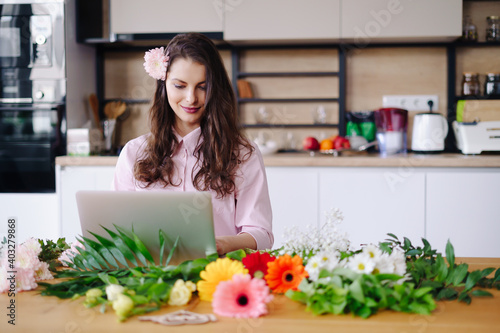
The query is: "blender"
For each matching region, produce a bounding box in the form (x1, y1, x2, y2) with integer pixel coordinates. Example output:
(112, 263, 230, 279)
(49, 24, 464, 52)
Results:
(374, 108, 408, 157)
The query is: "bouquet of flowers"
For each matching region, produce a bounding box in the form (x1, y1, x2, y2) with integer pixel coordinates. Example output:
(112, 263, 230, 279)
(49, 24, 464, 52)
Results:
(4, 209, 500, 322)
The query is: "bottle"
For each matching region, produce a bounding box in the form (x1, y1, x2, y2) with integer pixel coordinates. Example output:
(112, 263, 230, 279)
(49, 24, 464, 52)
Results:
(484, 73, 500, 96)
(462, 15, 478, 41)
(461, 73, 480, 96)
(486, 16, 500, 42)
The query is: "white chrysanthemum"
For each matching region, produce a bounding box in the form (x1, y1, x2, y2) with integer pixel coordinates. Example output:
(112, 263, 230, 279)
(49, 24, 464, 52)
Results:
(372, 253, 394, 274)
(390, 249, 407, 276)
(305, 256, 322, 281)
(22, 238, 42, 256)
(34, 261, 53, 281)
(347, 253, 376, 274)
(15, 245, 40, 270)
(362, 244, 383, 260)
(316, 250, 340, 271)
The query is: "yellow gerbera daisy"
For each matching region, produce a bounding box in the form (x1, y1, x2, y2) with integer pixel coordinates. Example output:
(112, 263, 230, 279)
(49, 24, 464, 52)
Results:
(197, 258, 248, 302)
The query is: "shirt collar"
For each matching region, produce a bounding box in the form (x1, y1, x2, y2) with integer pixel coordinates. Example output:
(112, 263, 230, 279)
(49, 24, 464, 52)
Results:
(174, 127, 202, 154)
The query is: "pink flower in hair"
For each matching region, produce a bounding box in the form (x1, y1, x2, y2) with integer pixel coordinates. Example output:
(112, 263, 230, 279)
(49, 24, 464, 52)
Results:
(143, 47, 169, 81)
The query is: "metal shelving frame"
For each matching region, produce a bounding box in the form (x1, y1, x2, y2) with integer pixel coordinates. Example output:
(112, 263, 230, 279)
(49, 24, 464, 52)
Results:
(92, 38, 500, 143)
(230, 44, 347, 135)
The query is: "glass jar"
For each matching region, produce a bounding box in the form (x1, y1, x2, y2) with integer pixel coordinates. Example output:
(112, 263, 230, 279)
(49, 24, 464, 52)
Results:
(484, 72, 500, 96)
(462, 15, 478, 41)
(462, 72, 480, 96)
(486, 16, 500, 42)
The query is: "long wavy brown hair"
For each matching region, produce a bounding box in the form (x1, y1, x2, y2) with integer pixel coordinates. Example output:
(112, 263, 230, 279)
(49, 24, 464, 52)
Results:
(134, 33, 254, 198)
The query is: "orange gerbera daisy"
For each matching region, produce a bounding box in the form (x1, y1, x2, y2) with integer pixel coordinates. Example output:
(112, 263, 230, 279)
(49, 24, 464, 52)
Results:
(265, 254, 308, 293)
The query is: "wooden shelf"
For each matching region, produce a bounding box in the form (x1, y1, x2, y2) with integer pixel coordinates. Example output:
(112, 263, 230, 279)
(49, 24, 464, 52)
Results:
(237, 72, 339, 78)
(454, 41, 500, 47)
(103, 98, 151, 104)
(242, 123, 338, 128)
(455, 95, 500, 100)
(238, 98, 339, 103)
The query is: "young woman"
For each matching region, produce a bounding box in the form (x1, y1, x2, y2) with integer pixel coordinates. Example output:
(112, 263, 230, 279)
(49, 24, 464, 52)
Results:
(112, 33, 273, 255)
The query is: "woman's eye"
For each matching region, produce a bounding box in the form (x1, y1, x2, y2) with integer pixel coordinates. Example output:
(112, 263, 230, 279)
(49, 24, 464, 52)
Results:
(174, 84, 185, 89)
(199, 85, 207, 91)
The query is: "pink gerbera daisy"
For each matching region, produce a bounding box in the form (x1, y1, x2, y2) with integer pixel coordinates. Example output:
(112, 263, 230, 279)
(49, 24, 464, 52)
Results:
(212, 274, 273, 318)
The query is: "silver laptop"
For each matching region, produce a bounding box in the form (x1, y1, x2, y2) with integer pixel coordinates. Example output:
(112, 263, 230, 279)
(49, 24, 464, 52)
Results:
(75, 190, 217, 266)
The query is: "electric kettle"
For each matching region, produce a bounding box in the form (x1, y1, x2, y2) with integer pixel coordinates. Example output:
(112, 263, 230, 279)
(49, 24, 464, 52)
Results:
(411, 102, 448, 153)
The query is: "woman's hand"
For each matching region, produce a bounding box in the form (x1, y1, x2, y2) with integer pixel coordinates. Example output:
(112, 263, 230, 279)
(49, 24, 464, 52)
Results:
(215, 233, 257, 255)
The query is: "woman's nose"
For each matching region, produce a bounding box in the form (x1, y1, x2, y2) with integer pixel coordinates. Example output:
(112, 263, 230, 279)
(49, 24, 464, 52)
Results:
(185, 88, 197, 104)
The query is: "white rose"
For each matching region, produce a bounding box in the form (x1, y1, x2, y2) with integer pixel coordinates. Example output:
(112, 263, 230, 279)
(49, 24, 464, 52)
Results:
(84, 288, 103, 307)
(168, 280, 193, 306)
(86, 288, 102, 298)
(112, 294, 134, 320)
(185, 281, 197, 292)
(106, 284, 125, 302)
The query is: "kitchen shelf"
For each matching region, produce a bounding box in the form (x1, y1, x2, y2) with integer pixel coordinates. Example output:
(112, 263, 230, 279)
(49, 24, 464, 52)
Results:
(454, 41, 500, 47)
(242, 124, 338, 129)
(103, 98, 151, 105)
(238, 98, 339, 103)
(455, 95, 500, 100)
(237, 72, 339, 78)
(231, 46, 346, 135)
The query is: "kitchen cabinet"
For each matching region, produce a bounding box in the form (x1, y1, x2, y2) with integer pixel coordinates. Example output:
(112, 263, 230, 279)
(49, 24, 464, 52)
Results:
(341, 0, 462, 42)
(224, 0, 340, 42)
(426, 169, 500, 257)
(0, 193, 58, 243)
(265, 167, 320, 249)
(318, 168, 426, 250)
(56, 163, 499, 256)
(56, 165, 115, 243)
(109, 0, 223, 41)
(266, 166, 426, 250)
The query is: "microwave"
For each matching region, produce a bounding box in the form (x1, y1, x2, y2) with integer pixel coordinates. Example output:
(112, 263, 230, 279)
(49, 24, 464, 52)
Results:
(0, 1, 66, 101)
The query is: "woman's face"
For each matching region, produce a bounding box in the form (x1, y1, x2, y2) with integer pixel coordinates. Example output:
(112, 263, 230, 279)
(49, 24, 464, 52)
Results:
(166, 57, 207, 136)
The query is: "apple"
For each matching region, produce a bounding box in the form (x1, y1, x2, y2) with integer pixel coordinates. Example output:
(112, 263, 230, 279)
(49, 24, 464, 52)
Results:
(333, 136, 351, 150)
(302, 136, 320, 151)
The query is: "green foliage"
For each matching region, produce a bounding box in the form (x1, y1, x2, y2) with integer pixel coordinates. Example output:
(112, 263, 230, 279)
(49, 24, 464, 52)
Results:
(286, 234, 500, 318)
(65, 225, 187, 271)
(38, 238, 71, 271)
(380, 235, 499, 304)
(286, 268, 436, 318)
(225, 249, 247, 261)
(39, 225, 218, 315)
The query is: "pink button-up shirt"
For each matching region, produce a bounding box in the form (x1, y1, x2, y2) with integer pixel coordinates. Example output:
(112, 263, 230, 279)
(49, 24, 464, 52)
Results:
(112, 128, 274, 250)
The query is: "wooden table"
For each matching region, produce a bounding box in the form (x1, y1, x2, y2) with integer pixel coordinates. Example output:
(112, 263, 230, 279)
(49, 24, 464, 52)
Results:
(2, 258, 500, 333)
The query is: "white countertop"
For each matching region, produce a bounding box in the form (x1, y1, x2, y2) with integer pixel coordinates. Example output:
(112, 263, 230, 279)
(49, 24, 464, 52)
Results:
(56, 153, 500, 168)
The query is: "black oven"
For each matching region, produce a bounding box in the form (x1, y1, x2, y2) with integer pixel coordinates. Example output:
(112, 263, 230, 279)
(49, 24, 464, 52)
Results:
(1, 1, 66, 193)
(0, 103, 65, 192)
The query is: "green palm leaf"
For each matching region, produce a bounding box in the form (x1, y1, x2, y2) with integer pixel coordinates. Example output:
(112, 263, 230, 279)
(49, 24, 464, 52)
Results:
(113, 225, 154, 266)
(164, 236, 180, 266)
(88, 231, 123, 269)
(62, 225, 181, 271)
(79, 236, 112, 270)
(101, 226, 138, 267)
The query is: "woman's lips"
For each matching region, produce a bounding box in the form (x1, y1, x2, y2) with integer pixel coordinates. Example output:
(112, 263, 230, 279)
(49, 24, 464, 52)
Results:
(181, 106, 200, 114)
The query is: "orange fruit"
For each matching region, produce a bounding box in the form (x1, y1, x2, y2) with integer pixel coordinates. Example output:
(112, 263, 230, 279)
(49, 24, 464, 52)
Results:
(320, 139, 334, 151)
